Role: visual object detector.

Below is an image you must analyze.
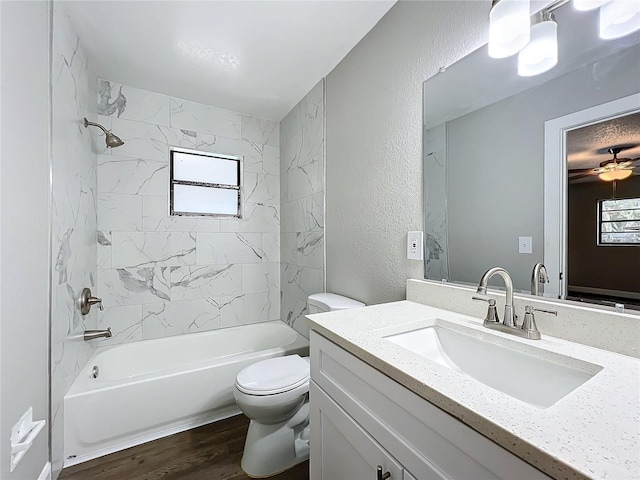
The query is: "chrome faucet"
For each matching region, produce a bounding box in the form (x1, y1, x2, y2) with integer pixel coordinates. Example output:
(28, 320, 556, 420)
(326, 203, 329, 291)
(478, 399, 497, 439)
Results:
(531, 263, 549, 296)
(474, 267, 517, 327)
(83, 327, 112, 341)
(473, 267, 557, 340)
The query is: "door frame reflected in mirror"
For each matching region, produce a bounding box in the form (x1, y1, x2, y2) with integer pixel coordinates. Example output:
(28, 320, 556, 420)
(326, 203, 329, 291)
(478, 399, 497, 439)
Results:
(543, 93, 640, 298)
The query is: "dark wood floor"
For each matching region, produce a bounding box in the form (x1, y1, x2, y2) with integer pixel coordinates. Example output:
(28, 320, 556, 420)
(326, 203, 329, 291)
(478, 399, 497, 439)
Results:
(59, 415, 310, 480)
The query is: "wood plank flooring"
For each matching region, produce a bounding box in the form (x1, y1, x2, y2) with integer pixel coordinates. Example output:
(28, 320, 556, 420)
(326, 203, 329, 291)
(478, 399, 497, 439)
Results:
(59, 415, 309, 480)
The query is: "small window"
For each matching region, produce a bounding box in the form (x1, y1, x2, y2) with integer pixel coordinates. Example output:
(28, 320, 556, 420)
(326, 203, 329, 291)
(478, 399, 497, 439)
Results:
(598, 198, 640, 245)
(170, 149, 242, 217)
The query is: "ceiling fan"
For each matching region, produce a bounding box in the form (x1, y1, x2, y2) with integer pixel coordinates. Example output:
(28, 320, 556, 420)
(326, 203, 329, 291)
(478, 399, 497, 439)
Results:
(568, 146, 639, 182)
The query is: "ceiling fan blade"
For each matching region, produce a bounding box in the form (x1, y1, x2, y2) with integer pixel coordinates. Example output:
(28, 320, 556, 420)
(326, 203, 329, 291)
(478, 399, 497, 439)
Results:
(569, 173, 596, 181)
(568, 168, 596, 174)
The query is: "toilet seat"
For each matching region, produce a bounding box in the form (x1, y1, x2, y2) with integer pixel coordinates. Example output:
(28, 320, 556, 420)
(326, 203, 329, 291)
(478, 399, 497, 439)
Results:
(236, 355, 310, 396)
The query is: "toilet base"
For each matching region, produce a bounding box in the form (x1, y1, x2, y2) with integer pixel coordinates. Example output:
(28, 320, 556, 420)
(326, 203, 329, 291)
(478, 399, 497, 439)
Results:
(240, 403, 310, 478)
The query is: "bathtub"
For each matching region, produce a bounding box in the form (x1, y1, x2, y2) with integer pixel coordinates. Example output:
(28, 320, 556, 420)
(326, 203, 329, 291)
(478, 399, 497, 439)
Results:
(63, 321, 309, 467)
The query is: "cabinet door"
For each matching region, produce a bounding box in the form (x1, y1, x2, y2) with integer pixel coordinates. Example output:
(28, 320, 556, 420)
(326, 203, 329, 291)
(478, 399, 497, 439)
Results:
(310, 382, 403, 480)
(403, 471, 418, 480)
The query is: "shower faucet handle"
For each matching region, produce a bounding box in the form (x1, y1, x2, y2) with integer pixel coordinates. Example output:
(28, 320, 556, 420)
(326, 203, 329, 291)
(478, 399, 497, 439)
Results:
(79, 288, 103, 315)
(88, 296, 104, 311)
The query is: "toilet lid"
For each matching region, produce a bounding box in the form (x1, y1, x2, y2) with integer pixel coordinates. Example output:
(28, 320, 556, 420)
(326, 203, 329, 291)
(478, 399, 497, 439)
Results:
(236, 355, 309, 395)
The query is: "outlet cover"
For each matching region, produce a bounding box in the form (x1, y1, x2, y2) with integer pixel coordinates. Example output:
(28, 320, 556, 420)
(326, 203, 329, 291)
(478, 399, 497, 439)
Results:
(407, 231, 424, 260)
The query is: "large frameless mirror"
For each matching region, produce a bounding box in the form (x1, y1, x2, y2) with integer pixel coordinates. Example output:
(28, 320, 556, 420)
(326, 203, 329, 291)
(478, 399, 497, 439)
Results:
(423, 2, 640, 310)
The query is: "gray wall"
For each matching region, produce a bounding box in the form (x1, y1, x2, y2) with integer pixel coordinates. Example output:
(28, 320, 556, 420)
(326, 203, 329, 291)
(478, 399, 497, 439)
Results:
(445, 45, 640, 291)
(0, 1, 51, 478)
(325, 1, 488, 304)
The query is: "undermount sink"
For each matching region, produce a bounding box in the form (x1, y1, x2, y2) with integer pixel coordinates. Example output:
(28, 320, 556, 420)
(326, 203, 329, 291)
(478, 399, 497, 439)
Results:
(385, 320, 602, 408)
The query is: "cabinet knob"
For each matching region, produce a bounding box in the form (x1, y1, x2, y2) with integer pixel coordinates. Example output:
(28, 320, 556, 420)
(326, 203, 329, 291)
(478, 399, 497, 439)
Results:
(377, 465, 391, 480)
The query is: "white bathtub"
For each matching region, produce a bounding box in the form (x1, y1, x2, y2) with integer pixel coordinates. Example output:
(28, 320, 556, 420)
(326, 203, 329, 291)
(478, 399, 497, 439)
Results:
(63, 321, 309, 467)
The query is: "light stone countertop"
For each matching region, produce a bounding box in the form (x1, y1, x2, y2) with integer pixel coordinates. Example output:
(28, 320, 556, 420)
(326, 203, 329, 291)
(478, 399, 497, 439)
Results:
(307, 300, 640, 480)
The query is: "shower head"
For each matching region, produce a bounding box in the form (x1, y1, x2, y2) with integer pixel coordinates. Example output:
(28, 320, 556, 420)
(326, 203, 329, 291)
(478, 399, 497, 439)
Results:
(83, 117, 125, 148)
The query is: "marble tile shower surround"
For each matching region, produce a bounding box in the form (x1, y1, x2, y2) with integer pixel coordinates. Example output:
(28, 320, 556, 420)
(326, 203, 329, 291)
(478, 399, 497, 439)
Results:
(424, 124, 449, 281)
(95, 79, 281, 344)
(51, 4, 98, 474)
(280, 80, 326, 337)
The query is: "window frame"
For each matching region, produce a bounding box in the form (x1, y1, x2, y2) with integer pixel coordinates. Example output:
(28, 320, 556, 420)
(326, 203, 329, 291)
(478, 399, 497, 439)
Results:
(169, 148, 243, 219)
(597, 197, 640, 246)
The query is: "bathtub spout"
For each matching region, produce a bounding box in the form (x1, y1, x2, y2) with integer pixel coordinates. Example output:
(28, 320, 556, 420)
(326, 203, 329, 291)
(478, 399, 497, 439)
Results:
(83, 327, 112, 341)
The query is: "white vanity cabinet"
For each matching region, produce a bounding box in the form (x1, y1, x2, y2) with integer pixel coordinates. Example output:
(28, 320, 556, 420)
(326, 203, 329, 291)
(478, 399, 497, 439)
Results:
(309, 331, 551, 480)
(311, 384, 410, 480)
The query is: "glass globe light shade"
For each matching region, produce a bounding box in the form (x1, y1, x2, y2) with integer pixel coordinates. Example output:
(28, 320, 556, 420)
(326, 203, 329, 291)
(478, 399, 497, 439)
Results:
(489, 0, 531, 58)
(600, 0, 640, 39)
(518, 19, 558, 77)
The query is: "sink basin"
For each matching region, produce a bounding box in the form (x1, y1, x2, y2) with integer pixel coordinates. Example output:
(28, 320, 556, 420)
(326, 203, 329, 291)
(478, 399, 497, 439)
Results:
(385, 321, 602, 408)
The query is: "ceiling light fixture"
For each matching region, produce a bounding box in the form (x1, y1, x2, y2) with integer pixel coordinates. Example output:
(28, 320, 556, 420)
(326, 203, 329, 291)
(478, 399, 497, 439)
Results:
(599, 168, 633, 181)
(599, 0, 640, 39)
(489, 0, 640, 76)
(488, 0, 531, 58)
(518, 10, 558, 77)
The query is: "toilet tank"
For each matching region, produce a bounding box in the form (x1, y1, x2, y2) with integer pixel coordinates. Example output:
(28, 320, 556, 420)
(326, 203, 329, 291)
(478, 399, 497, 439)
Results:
(307, 293, 365, 314)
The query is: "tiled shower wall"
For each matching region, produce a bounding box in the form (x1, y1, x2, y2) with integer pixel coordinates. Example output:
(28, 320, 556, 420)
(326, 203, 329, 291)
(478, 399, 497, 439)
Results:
(51, 4, 97, 473)
(280, 80, 326, 337)
(95, 80, 281, 344)
(424, 123, 449, 281)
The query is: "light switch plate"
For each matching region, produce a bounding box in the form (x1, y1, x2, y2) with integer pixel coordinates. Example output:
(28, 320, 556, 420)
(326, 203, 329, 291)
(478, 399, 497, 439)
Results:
(407, 231, 424, 260)
(519, 236, 533, 254)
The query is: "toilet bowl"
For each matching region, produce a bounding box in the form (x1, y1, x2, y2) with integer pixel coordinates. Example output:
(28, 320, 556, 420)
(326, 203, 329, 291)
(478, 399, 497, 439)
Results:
(234, 293, 364, 478)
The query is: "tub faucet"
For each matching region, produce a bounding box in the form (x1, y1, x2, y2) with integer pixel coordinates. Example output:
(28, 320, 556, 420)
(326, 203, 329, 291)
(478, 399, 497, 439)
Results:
(84, 327, 112, 341)
(474, 267, 517, 327)
(531, 263, 549, 296)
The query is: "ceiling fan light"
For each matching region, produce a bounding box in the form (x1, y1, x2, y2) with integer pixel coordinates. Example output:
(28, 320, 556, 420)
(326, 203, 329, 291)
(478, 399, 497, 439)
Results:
(599, 169, 633, 181)
(489, 0, 531, 58)
(518, 17, 558, 77)
(599, 0, 640, 39)
(573, 0, 611, 11)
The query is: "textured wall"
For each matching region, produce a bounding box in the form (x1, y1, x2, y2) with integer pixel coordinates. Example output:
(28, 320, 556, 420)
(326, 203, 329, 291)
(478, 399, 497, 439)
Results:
(0, 1, 51, 478)
(325, 1, 488, 305)
(280, 80, 325, 337)
(50, 4, 98, 474)
(95, 80, 281, 343)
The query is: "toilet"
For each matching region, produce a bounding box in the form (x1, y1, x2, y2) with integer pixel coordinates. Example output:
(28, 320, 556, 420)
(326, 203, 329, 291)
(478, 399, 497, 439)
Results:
(234, 293, 364, 478)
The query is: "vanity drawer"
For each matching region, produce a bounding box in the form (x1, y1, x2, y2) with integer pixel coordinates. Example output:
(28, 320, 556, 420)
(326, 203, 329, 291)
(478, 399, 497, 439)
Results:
(310, 331, 551, 480)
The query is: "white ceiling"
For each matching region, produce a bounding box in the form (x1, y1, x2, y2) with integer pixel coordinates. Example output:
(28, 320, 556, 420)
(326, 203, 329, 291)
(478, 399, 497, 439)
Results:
(64, 0, 396, 121)
(566, 112, 640, 182)
(567, 112, 640, 169)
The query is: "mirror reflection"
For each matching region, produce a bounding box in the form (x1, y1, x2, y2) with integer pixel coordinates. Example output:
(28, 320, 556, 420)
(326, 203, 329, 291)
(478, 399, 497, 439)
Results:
(422, 2, 640, 309)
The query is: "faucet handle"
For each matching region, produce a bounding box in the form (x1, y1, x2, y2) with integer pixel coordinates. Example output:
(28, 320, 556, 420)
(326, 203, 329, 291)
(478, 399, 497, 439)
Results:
(88, 296, 104, 311)
(473, 296, 500, 323)
(531, 306, 557, 316)
(472, 294, 492, 303)
(79, 288, 104, 314)
(522, 305, 557, 333)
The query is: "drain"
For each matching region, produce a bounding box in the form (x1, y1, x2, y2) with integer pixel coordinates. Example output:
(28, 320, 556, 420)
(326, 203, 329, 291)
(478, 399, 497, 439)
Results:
(91, 365, 99, 379)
